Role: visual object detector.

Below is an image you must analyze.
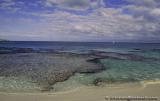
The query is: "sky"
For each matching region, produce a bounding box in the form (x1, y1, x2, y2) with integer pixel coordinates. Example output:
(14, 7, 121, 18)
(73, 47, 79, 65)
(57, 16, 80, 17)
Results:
(0, 0, 160, 42)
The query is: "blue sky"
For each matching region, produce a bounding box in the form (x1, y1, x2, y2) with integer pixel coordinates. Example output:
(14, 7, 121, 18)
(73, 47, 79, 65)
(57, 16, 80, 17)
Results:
(0, 0, 160, 42)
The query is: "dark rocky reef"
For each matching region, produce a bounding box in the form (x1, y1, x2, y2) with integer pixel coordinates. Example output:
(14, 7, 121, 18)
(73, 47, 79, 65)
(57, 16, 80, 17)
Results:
(129, 48, 160, 53)
(93, 77, 138, 86)
(0, 53, 105, 91)
(89, 50, 160, 62)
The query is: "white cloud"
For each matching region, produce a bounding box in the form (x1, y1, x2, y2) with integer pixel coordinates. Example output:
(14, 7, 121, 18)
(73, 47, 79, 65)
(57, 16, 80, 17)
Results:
(2, 7, 158, 41)
(0, 0, 160, 42)
(45, 0, 104, 10)
(150, 8, 160, 17)
(0, 0, 24, 13)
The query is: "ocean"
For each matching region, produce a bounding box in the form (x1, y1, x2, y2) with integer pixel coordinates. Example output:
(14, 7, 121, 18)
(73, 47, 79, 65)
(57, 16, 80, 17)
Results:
(0, 41, 160, 92)
(0, 41, 160, 49)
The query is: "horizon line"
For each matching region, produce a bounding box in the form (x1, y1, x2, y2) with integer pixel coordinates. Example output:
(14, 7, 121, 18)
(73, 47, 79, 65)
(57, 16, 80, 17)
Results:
(1, 40, 160, 44)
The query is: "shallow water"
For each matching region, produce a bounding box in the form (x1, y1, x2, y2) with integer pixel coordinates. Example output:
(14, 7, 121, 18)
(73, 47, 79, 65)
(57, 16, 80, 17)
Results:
(0, 52, 160, 92)
(50, 57, 160, 92)
(0, 42, 160, 93)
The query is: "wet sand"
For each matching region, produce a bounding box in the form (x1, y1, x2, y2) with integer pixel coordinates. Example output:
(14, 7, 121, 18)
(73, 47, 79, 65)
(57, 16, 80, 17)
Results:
(0, 82, 160, 101)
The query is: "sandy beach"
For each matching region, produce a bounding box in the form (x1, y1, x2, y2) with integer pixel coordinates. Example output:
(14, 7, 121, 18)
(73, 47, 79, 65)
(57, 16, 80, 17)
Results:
(0, 81, 159, 101)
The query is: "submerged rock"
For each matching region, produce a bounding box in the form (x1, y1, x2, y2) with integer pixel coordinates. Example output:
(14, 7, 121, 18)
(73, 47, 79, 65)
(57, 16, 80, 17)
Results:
(40, 84, 54, 92)
(93, 77, 119, 86)
(90, 50, 160, 62)
(93, 78, 107, 86)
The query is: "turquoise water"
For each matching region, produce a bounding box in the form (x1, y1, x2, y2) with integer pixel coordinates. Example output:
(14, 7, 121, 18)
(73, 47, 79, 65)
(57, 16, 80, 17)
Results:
(51, 57, 160, 92)
(132, 50, 160, 59)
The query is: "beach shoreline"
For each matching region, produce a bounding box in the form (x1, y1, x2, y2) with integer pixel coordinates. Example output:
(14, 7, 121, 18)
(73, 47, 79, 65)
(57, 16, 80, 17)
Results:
(0, 81, 160, 101)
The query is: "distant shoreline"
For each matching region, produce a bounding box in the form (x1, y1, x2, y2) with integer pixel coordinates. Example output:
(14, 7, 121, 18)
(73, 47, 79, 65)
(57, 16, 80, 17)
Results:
(0, 39, 9, 42)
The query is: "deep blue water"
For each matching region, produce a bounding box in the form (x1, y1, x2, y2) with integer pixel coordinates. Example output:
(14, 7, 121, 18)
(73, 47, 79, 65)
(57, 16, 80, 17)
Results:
(0, 41, 160, 50)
